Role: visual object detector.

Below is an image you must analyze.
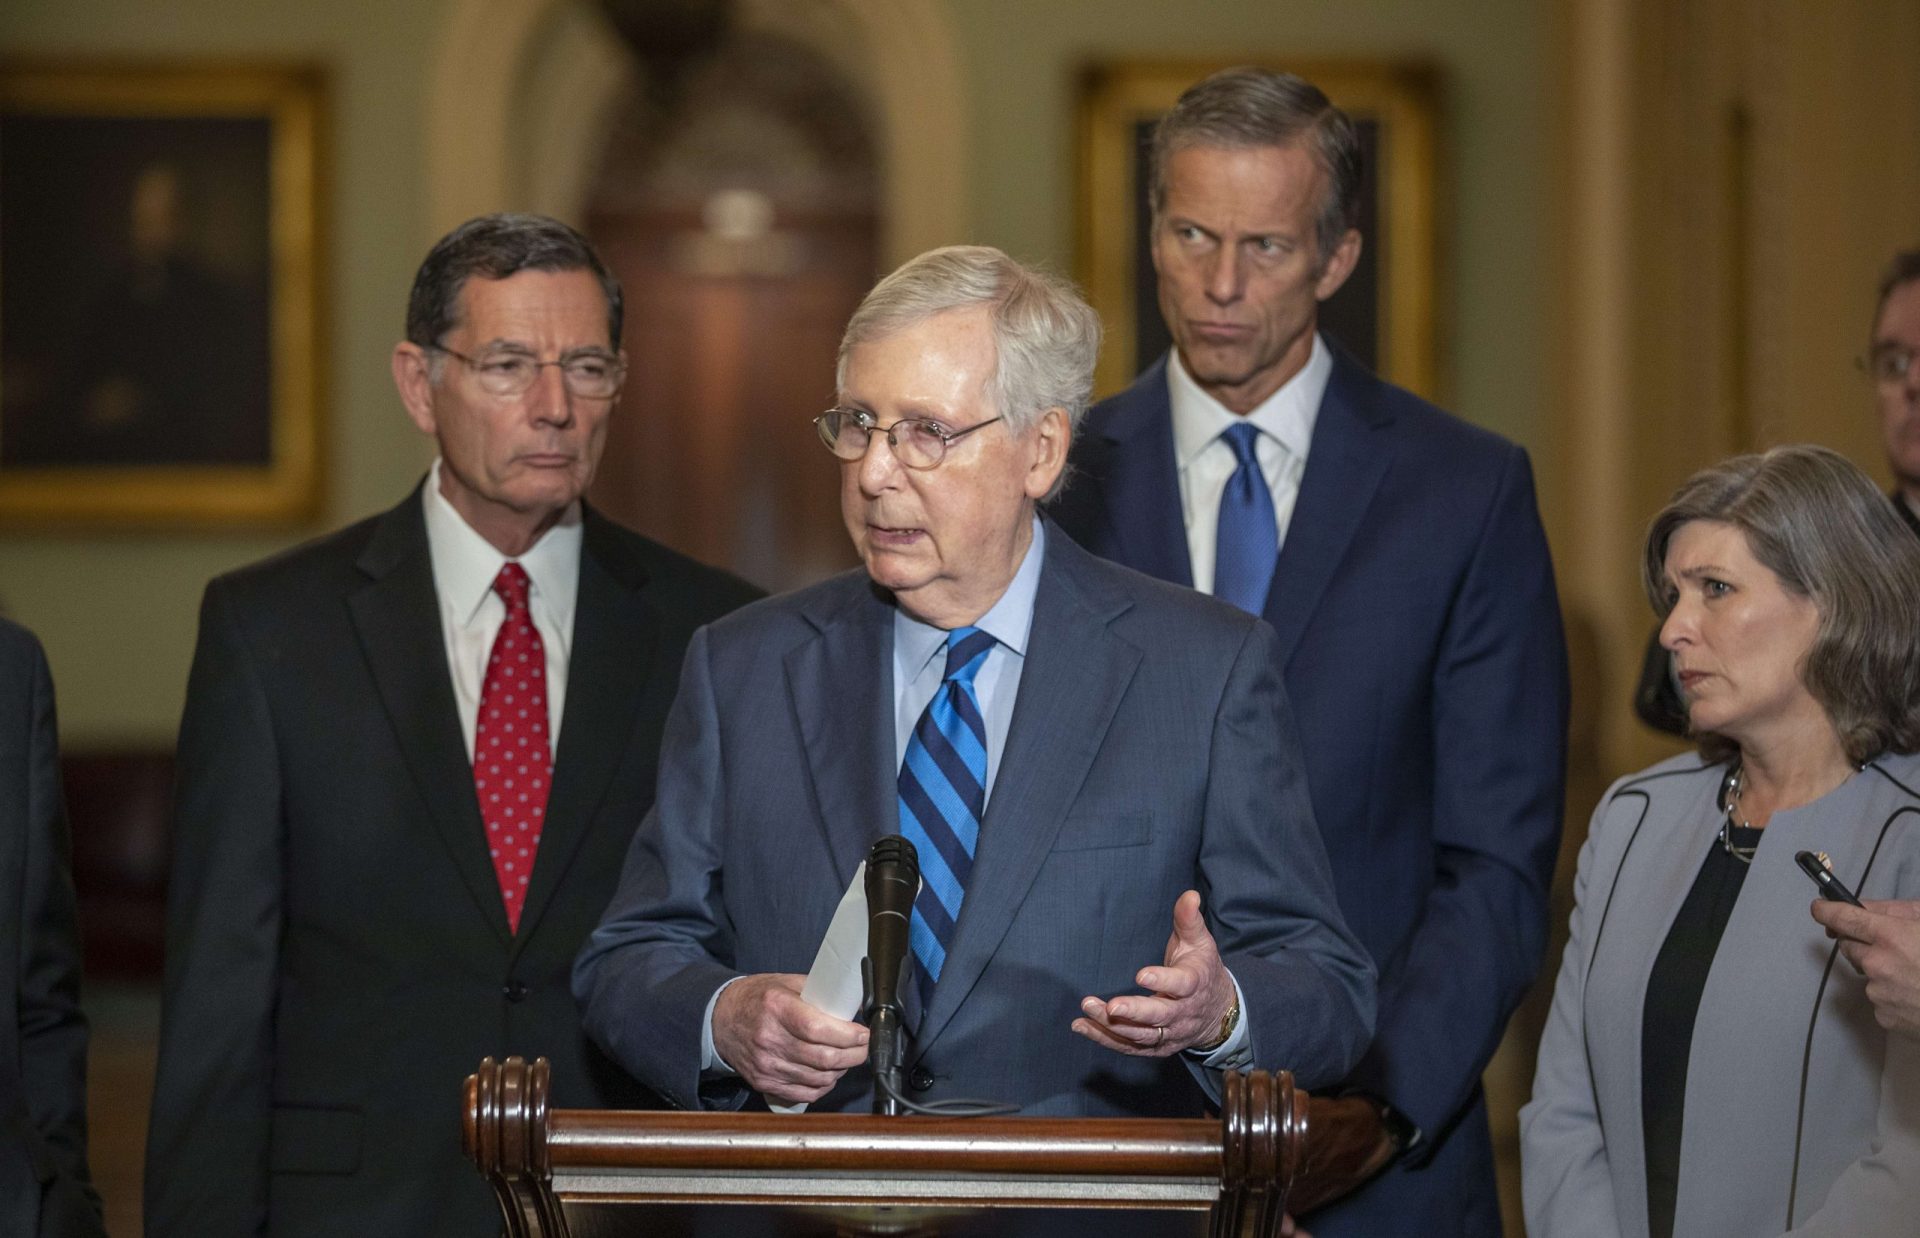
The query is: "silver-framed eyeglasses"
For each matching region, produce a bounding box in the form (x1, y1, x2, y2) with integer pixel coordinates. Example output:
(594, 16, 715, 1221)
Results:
(1857, 343, 1918, 386)
(432, 344, 626, 399)
(813, 407, 1004, 470)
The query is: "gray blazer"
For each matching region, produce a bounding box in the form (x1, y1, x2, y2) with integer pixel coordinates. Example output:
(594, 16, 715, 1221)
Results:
(1522, 750, 1920, 1237)
(575, 523, 1376, 1115)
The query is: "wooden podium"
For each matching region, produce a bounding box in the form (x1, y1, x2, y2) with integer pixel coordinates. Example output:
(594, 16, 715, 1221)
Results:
(465, 1056, 1309, 1237)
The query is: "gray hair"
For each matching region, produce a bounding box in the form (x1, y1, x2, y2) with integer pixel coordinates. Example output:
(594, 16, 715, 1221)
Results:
(1149, 67, 1363, 269)
(1873, 248, 1920, 330)
(406, 212, 623, 352)
(1641, 444, 1920, 764)
(837, 246, 1101, 487)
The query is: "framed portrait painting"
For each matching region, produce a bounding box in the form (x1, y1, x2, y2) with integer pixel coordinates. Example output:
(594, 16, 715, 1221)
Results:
(1076, 60, 1439, 402)
(0, 62, 324, 525)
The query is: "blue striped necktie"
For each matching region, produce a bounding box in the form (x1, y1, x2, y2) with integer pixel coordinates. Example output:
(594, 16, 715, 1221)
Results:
(896, 626, 996, 1009)
(1213, 421, 1279, 615)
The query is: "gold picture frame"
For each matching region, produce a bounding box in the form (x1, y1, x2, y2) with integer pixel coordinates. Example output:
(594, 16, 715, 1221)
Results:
(0, 61, 325, 526)
(1076, 59, 1439, 401)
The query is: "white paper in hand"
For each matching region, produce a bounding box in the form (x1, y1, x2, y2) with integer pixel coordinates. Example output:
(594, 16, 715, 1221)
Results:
(769, 860, 874, 1114)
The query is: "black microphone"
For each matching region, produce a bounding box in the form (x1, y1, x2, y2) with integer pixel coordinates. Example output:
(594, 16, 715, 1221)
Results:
(863, 835, 918, 1115)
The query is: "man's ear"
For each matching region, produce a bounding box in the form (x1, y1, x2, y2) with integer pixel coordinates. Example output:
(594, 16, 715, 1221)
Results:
(611, 347, 630, 411)
(1024, 406, 1071, 500)
(392, 343, 439, 437)
(1313, 228, 1363, 302)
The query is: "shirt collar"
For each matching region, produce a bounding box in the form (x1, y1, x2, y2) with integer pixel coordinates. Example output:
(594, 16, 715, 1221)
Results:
(1167, 332, 1330, 468)
(421, 458, 584, 631)
(894, 516, 1046, 679)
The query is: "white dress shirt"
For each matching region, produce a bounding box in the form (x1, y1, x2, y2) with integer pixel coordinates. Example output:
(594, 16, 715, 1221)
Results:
(421, 458, 582, 760)
(1167, 333, 1331, 596)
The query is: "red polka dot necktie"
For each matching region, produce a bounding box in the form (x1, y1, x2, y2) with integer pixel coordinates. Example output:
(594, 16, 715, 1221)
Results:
(474, 562, 550, 933)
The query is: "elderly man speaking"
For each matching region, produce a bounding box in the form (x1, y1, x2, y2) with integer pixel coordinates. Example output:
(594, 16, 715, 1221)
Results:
(575, 246, 1372, 1116)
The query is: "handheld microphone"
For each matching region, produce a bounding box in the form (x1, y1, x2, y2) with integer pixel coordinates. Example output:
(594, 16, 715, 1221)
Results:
(863, 835, 918, 1115)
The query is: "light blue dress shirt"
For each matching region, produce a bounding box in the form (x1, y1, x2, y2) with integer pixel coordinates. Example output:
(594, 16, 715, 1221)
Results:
(888, 517, 1047, 797)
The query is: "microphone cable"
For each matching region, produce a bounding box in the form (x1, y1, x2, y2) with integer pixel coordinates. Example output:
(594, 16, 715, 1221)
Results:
(872, 1070, 1021, 1118)
(862, 835, 1019, 1117)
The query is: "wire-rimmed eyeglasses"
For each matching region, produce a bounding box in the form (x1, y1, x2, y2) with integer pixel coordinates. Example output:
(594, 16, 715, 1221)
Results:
(1857, 344, 1918, 386)
(813, 407, 1004, 470)
(431, 344, 625, 399)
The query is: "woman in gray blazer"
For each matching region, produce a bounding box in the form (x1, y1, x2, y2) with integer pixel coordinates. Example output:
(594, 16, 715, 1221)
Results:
(1522, 445, 1920, 1238)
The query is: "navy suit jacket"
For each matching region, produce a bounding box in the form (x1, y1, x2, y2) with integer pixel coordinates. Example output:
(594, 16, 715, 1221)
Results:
(1051, 351, 1569, 1236)
(575, 524, 1376, 1116)
(0, 621, 105, 1238)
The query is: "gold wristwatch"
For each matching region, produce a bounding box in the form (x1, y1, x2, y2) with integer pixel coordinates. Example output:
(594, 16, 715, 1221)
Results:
(1193, 991, 1241, 1053)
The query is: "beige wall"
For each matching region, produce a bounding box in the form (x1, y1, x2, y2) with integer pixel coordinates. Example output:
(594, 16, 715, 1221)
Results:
(0, 0, 440, 743)
(949, 0, 1549, 451)
(1, 0, 1552, 746)
(1553, 0, 1920, 783)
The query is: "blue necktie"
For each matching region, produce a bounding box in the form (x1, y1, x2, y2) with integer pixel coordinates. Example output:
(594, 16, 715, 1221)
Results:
(896, 626, 996, 1009)
(1213, 422, 1279, 615)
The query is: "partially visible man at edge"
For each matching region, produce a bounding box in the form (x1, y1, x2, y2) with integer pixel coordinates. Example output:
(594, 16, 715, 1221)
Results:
(0, 618, 106, 1237)
(1051, 68, 1569, 1236)
(145, 213, 760, 1236)
(1809, 247, 1920, 1035)
(1865, 249, 1920, 538)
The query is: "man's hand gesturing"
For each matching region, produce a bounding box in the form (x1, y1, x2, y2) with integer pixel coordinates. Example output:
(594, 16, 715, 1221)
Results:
(1072, 890, 1237, 1056)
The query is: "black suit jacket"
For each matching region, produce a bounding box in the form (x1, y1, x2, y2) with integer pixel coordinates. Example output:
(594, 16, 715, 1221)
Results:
(0, 619, 105, 1238)
(145, 491, 759, 1237)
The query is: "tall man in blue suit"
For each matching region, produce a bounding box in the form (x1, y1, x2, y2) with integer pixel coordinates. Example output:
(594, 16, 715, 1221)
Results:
(576, 245, 1375, 1119)
(1051, 69, 1569, 1236)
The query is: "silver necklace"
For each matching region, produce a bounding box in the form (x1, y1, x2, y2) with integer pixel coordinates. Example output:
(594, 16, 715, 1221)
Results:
(1719, 764, 1758, 864)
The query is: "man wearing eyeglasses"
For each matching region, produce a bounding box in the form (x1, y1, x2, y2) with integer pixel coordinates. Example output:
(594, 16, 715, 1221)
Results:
(1805, 249, 1920, 1045)
(145, 214, 759, 1237)
(574, 245, 1374, 1125)
(1862, 250, 1920, 539)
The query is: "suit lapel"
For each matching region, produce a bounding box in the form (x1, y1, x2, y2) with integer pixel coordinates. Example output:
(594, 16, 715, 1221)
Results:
(1092, 359, 1193, 587)
(515, 510, 659, 950)
(348, 492, 511, 946)
(787, 576, 897, 886)
(1262, 350, 1394, 662)
(915, 531, 1140, 1052)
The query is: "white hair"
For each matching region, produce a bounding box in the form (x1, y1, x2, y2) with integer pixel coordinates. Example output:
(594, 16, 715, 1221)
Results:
(837, 245, 1102, 453)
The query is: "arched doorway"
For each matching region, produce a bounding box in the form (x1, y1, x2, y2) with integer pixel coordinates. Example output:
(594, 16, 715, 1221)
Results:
(423, 0, 967, 267)
(583, 28, 877, 588)
(422, 0, 967, 590)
